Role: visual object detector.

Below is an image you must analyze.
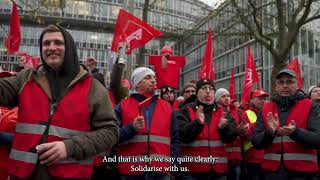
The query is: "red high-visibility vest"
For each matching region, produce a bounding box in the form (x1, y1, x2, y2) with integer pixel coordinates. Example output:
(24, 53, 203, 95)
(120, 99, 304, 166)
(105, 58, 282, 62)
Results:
(181, 106, 228, 173)
(172, 100, 181, 111)
(244, 109, 264, 164)
(9, 76, 94, 179)
(226, 109, 241, 161)
(117, 97, 172, 175)
(0, 107, 18, 179)
(261, 99, 317, 172)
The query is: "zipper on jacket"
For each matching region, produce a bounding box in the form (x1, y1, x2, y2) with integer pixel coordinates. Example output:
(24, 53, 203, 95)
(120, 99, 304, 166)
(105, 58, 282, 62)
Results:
(40, 101, 57, 144)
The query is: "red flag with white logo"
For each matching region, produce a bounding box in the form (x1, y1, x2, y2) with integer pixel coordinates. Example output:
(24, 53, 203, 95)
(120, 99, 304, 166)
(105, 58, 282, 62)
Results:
(18, 53, 40, 69)
(199, 29, 214, 81)
(111, 9, 163, 54)
(229, 65, 236, 100)
(149, 55, 186, 89)
(288, 58, 303, 89)
(4, 1, 21, 54)
(241, 47, 260, 104)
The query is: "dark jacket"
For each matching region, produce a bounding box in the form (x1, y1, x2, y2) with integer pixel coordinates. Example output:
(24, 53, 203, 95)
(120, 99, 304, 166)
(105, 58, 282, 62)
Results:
(178, 94, 197, 109)
(0, 132, 14, 145)
(109, 62, 127, 104)
(252, 91, 320, 149)
(177, 100, 238, 144)
(115, 93, 180, 159)
(91, 68, 105, 87)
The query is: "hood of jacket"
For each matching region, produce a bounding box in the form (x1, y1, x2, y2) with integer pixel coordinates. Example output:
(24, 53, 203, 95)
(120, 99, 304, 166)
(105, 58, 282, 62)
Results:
(39, 25, 80, 102)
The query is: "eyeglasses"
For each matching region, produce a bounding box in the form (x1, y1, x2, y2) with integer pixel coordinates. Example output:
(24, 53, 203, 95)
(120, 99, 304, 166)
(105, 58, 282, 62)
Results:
(276, 80, 297, 85)
(311, 89, 320, 93)
(200, 85, 214, 91)
(184, 90, 196, 93)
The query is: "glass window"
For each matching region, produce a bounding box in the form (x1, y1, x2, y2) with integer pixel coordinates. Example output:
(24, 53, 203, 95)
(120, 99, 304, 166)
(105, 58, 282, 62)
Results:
(301, 29, 307, 54)
(308, 30, 314, 58)
(109, 5, 121, 19)
(316, 40, 320, 65)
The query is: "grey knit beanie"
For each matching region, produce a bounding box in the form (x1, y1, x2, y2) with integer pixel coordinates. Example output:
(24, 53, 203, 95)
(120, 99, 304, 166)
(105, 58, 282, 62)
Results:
(131, 67, 155, 88)
(215, 88, 230, 102)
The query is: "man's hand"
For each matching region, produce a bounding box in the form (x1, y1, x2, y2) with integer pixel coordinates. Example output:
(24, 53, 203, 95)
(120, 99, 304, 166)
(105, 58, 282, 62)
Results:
(218, 112, 228, 129)
(133, 116, 145, 131)
(18, 56, 26, 67)
(37, 141, 67, 166)
(196, 105, 205, 125)
(237, 122, 250, 136)
(266, 112, 279, 133)
(277, 120, 296, 136)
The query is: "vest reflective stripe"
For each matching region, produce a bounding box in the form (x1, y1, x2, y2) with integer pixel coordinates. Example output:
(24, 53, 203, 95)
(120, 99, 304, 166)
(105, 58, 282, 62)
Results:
(15, 123, 46, 135)
(10, 149, 38, 164)
(182, 140, 224, 147)
(272, 136, 295, 143)
(10, 148, 93, 165)
(181, 156, 228, 164)
(59, 158, 93, 165)
(245, 110, 257, 123)
(264, 153, 281, 161)
(226, 147, 241, 152)
(15, 123, 86, 138)
(264, 153, 317, 162)
(120, 135, 170, 145)
(284, 153, 317, 161)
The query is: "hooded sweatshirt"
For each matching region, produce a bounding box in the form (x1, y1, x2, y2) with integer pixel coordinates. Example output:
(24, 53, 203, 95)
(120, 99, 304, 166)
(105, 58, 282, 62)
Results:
(39, 25, 80, 103)
(0, 25, 119, 180)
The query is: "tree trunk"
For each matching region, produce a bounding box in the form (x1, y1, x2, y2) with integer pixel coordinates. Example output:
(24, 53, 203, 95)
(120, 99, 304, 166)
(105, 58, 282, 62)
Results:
(270, 56, 287, 95)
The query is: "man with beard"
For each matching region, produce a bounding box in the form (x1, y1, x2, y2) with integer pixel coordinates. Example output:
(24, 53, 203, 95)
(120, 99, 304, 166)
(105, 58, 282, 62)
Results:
(0, 24, 119, 180)
(115, 67, 179, 180)
(252, 69, 320, 180)
(177, 79, 238, 180)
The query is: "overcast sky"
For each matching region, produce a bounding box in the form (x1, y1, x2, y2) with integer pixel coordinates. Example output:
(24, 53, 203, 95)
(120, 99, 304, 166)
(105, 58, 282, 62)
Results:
(199, 0, 224, 7)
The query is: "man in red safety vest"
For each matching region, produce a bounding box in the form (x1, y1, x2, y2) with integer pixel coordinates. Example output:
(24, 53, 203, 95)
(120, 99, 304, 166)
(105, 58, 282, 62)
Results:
(0, 24, 119, 180)
(252, 69, 320, 180)
(177, 79, 238, 180)
(114, 67, 179, 180)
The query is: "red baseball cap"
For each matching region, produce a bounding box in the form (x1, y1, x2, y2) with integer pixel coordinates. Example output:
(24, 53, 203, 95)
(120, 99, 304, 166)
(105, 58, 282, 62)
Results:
(252, 89, 269, 98)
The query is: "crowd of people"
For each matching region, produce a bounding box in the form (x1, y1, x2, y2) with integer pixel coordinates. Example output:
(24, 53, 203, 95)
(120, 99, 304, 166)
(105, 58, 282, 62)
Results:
(1, 24, 320, 180)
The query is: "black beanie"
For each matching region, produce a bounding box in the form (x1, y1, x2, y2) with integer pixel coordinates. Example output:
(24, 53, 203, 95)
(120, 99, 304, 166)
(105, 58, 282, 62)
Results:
(196, 79, 215, 94)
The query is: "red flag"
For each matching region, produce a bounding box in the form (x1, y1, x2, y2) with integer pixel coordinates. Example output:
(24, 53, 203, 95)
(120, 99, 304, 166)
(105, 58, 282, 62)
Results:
(149, 55, 186, 89)
(288, 58, 303, 89)
(18, 53, 40, 69)
(111, 9, 163, 54)
(199, 29, 214, 81)
(241, 47, 260, 104)
(4, 1, 21, 54)
(229, 65, 236, 100)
